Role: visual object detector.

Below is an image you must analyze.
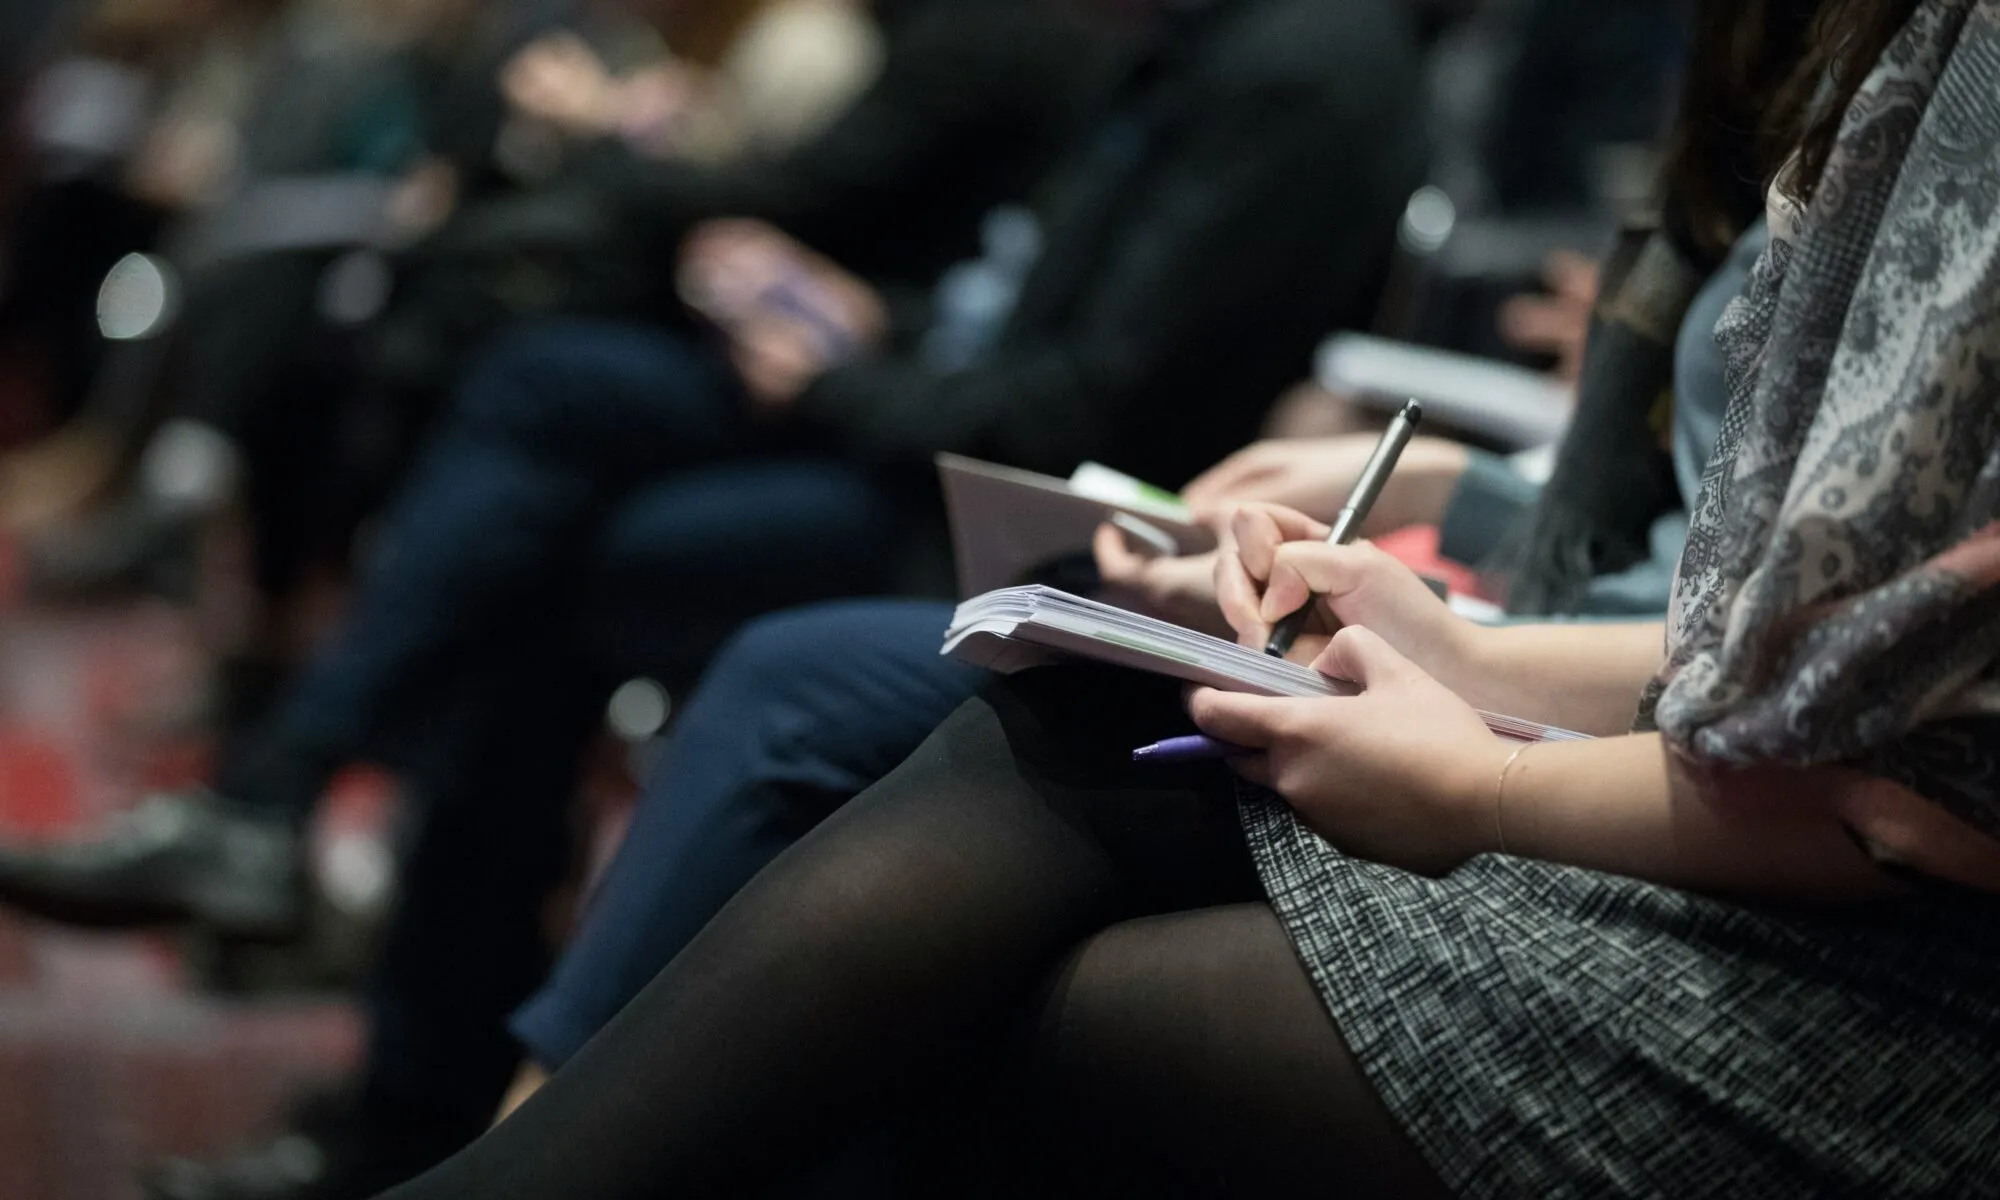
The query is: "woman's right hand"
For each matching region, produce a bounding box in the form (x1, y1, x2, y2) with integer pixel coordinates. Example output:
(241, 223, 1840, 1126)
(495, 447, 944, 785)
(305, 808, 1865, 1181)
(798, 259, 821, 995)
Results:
(1091, 523, 1230, 638)
(1215, 503, 1484, 690)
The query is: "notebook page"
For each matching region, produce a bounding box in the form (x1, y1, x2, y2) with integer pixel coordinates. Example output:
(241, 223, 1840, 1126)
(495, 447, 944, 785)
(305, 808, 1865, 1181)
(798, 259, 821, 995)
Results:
(946, 587, 1589, 744)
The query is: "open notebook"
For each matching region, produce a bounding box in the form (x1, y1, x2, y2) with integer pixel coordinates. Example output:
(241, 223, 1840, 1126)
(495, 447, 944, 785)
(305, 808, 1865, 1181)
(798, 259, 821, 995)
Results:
(943, 586, 1588, 744)
(938, 454, 1215, 596)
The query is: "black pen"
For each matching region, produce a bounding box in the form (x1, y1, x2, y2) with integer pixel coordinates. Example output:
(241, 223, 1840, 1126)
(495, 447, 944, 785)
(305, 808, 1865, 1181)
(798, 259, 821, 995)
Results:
(1264, 399, 1423, 657)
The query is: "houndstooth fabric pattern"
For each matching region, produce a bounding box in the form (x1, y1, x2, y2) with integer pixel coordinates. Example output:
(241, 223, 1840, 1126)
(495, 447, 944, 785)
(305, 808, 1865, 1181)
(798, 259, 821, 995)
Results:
(1641, 0, 2000, 837)
(1238, 790, 2000, 1197)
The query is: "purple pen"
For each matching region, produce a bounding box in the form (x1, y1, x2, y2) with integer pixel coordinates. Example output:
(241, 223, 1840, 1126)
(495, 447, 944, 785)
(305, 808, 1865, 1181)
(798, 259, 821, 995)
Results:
(1131, 734, 1252, 763)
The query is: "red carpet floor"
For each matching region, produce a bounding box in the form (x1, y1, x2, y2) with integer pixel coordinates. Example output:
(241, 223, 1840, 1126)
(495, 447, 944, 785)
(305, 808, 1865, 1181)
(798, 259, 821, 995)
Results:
(0, 598, 365, 1200)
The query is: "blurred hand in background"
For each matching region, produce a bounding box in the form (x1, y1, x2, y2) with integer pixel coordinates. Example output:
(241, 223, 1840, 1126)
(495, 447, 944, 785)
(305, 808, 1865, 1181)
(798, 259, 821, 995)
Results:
(1497, 248, 1598, 383)
(678, 219, 886, 412)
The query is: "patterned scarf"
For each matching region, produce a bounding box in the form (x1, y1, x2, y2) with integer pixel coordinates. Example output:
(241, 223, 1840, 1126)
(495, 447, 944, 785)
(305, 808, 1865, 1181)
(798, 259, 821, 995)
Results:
(1641, 0, 2000, 839)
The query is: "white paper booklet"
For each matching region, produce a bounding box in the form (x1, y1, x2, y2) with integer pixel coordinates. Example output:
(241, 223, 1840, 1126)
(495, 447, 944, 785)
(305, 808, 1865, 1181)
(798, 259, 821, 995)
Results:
(937, 454, 1216, 596)
(1316, 332, 1572, 450)
(944, 585, 1589, 744)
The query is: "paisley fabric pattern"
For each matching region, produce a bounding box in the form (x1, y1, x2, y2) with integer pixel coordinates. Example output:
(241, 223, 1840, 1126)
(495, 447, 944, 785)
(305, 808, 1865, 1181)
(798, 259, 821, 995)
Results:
(1642, 0, 2000, 837)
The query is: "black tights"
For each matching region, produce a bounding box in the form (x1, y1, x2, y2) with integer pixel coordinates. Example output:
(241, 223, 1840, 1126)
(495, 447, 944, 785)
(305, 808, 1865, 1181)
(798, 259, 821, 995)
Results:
(378, 667, 1447, 1198)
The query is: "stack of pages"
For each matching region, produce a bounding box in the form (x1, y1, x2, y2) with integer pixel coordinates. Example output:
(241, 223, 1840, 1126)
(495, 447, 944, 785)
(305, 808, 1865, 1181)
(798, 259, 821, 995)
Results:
(944, 586, 1588, 744)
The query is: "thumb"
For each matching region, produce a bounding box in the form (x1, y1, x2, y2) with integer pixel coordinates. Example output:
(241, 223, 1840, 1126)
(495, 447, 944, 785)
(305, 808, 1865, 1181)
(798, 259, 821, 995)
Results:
(1309, 625, 1413, 690)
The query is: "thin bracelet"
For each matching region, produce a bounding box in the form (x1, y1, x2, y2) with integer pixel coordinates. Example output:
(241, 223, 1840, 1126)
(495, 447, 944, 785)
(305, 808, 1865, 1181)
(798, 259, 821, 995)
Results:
(1494, 742, 1533, 855)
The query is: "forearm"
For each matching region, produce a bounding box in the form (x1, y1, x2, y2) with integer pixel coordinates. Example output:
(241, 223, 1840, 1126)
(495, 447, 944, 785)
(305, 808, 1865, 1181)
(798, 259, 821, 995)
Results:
(1499, 734, 1899, 903)
(1455, 622, 1664, 735)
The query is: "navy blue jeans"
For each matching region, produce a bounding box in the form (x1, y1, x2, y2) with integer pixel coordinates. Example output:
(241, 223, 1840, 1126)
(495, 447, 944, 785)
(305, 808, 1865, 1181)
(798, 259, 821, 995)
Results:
(510, 598, 985, 1069)
(271, 319, 899, 763)
(250, 320, 905, 1129)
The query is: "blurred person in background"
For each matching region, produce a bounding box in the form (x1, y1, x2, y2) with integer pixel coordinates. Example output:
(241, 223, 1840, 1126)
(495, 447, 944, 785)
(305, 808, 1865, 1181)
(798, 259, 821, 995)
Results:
(4, 0, 1094, 756)
(0, 0, 75, 409)
(4, 0, 1115, 1195)
(1248, 0, 1692, 440)
(501, 0, 883, 165)
(0, 0, 546, 536)
(1479, 0, 1690, 214)
(0, 0, 897, 766)
(0, 0, 289, 478)
(3, 0, 881, 552)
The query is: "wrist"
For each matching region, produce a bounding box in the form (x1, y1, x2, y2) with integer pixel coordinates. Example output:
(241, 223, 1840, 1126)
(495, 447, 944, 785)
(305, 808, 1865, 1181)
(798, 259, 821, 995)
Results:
(1442, 735, 1522, 866)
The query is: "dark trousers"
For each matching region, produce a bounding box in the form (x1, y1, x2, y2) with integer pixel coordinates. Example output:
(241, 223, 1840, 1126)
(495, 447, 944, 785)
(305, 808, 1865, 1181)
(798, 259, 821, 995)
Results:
(248, 320, 903, 1127)
(509, 599, 985, 1068)
(272, 318, 897, 757)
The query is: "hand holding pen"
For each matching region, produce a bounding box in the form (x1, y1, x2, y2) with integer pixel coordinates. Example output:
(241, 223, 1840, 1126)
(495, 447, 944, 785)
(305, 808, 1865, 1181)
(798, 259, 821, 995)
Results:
(1263, 400, 1422, 655)
(1137, 401, 1427, 762)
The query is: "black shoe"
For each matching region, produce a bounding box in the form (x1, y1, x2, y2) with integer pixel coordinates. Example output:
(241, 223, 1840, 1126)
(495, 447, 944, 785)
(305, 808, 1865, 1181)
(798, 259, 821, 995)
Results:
(144, 1096, 477, 1200)
(0, 790, 305, 941)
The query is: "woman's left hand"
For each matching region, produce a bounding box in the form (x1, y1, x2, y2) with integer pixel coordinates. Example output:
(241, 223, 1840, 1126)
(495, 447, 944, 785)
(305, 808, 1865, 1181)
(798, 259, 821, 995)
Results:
(1091, 524, 1230, 637)
(1189, 625, 1513, 876)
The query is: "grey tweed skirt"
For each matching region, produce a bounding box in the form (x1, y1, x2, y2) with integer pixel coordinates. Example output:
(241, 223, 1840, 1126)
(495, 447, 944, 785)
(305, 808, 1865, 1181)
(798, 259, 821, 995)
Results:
(1237, 791, 2000, 1199)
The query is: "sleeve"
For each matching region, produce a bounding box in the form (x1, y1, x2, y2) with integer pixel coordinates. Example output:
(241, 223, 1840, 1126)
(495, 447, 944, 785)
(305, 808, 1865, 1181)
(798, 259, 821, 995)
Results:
(586, 1, 1058, 268)
(1437, 450, 1541, 568)
(793, 76, 1403, 476)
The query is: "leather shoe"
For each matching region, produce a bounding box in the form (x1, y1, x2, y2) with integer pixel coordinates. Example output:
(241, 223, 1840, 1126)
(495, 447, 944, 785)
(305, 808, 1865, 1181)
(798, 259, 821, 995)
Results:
(0, 790, 305, 941)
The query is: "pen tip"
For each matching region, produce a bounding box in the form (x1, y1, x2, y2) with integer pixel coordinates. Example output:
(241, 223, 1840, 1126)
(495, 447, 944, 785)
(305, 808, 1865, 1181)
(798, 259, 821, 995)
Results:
(1402, 399, 1424, 425)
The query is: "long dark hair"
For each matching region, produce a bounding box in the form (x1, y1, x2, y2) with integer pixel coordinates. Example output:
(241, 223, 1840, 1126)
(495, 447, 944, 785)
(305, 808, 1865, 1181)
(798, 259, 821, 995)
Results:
(1771, 0, 1926, 195)
(1503, 0, 1926, 616)
(1659, 0, 1924, 258)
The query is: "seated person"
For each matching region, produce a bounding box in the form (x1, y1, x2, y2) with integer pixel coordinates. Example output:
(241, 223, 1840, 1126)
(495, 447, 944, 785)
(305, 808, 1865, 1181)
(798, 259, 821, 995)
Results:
(498, 209, 1766, 1103)
(375, 3, 2000, 1190)
(16, 0, 1115, 645)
